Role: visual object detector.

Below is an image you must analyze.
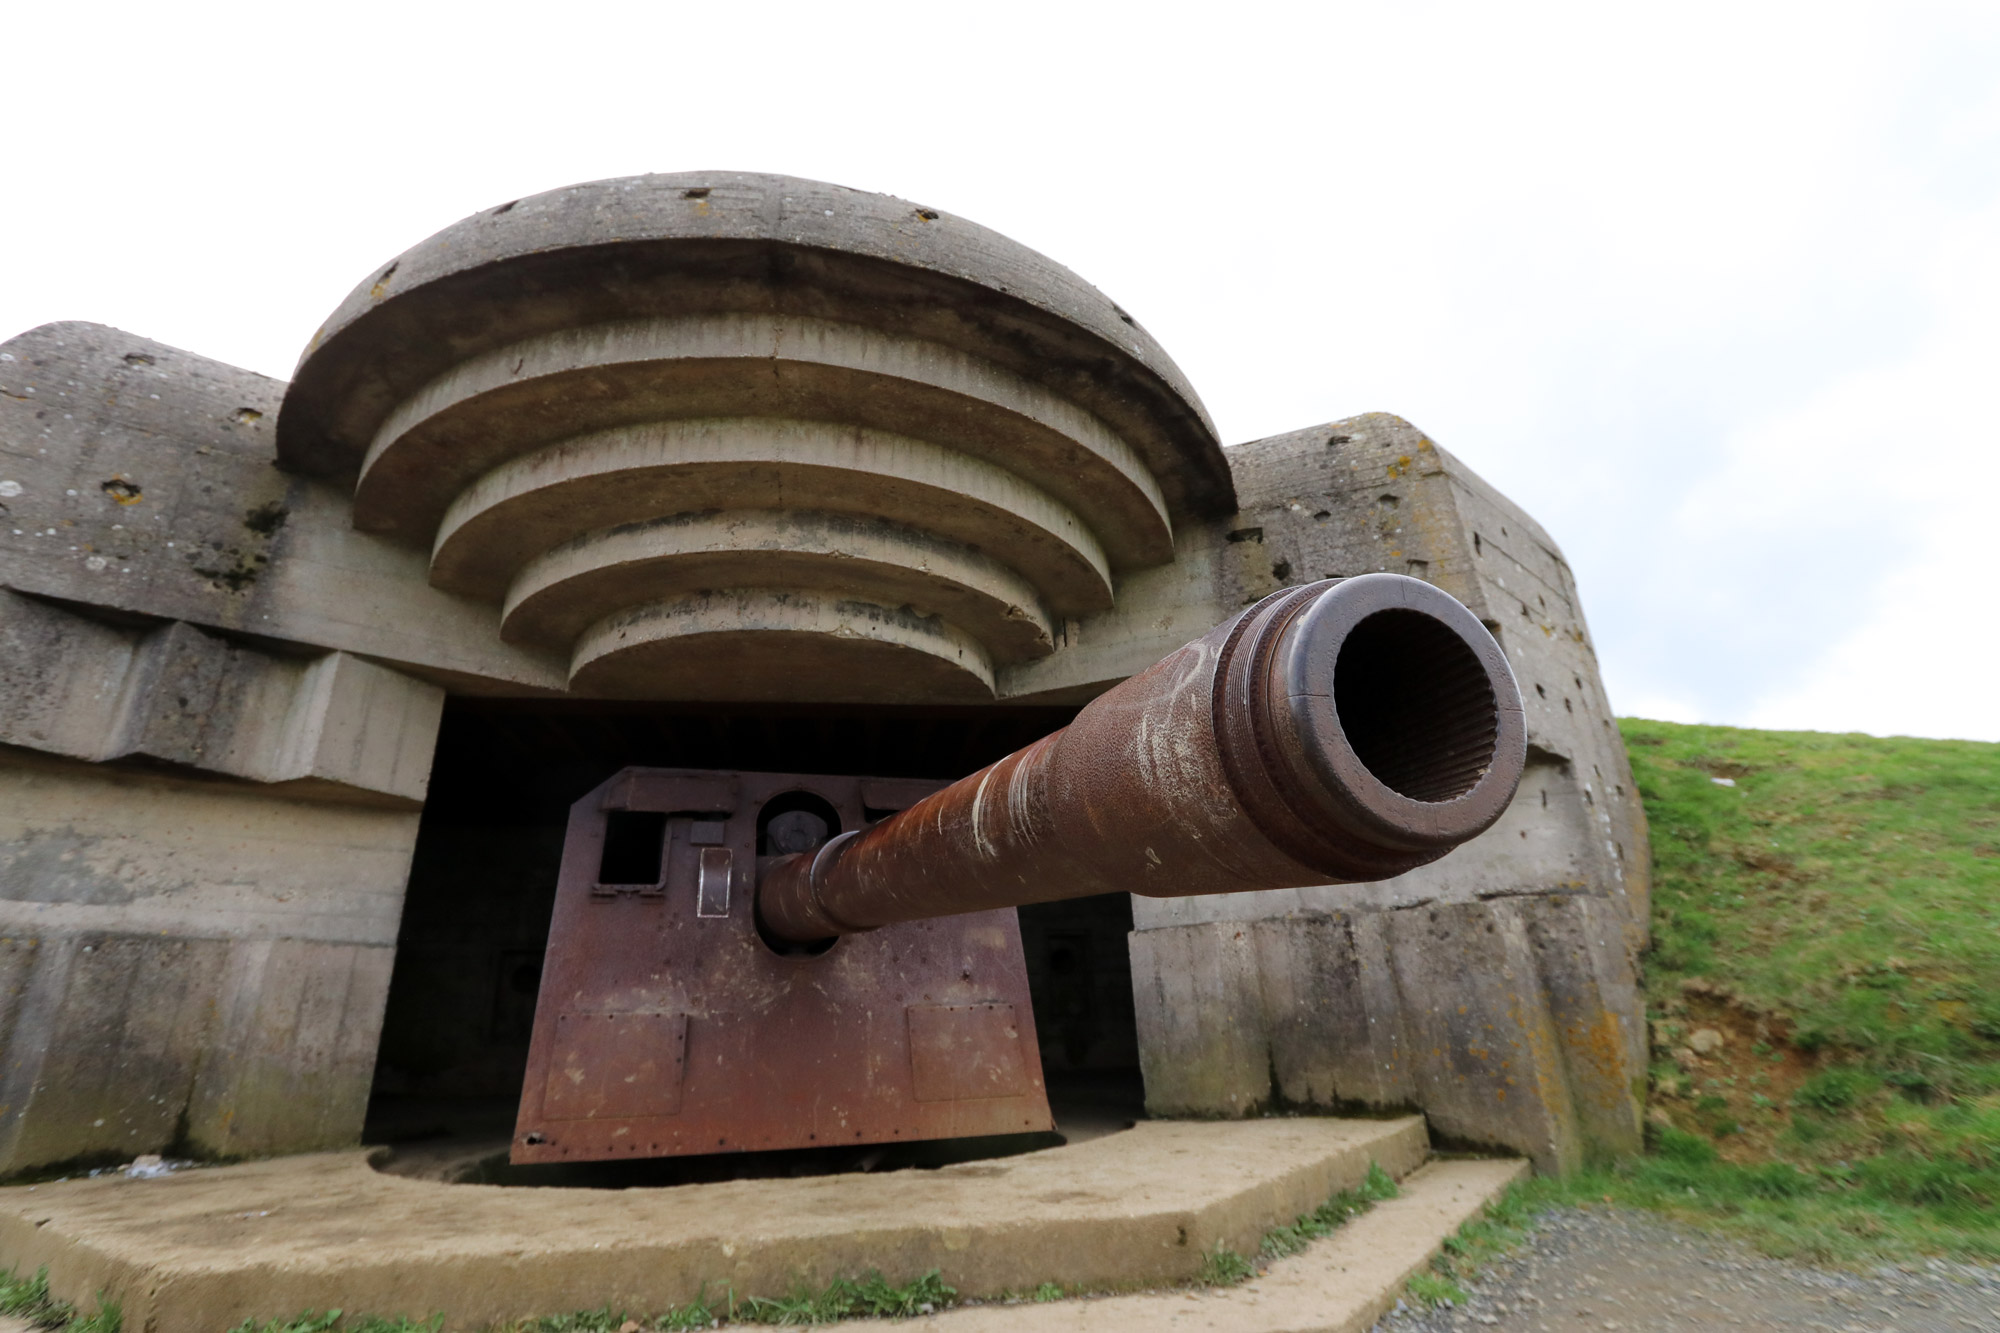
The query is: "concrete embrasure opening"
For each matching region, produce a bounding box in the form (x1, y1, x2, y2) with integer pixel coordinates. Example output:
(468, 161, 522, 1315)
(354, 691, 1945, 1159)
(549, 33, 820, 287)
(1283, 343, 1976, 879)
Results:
(1333, 609, 1499, 801)
(366, 698, 1144, 1186)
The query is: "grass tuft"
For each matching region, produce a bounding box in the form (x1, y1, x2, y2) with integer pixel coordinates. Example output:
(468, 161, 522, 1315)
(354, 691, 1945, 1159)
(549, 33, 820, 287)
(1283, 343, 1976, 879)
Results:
(1258, 1161, 1400, 1261)
(1404, 1272, 1465, 1308)
(229, 1313, 443, 1333)
(206, 1271, 947, 1331)
(1196, 1245, 1255, 1286)
(0, 1267, 120, 1333)
(733, 1270, 953, 1324)
(1202, 1158, 1404, 1287)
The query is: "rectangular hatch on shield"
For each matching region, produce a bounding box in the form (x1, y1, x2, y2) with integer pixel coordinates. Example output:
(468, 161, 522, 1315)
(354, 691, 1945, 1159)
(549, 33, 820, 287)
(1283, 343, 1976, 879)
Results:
(596, 810, 667, 895)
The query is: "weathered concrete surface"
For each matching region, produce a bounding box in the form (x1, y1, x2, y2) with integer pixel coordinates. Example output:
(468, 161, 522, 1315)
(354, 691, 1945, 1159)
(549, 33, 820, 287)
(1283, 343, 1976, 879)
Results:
(354, 313, 1175, 566)
(0, 746, 426, 1174)
(0, 590, 442, 805)
(1130, 898, 1644, 1176)
(843, 1157, 1530, 1333)
(0, 1118, 1431, 1333)
(278, 173, 1230, 520)
(262, 173, 1235, 703)
(0, 560, 443, 1175)
(1123, 414, 1649, 1173)
(0, 323, 567, 695)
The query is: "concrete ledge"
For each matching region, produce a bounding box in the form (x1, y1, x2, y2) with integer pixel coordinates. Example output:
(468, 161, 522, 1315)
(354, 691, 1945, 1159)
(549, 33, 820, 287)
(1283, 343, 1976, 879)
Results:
(0, 1118, 1429, 1333)
(852, 1157, 1529, 1333)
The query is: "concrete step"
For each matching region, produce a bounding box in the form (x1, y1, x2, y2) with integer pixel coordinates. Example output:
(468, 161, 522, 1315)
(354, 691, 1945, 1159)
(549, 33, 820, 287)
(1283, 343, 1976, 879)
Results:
(846, 1157, 1529, 1333)
(0, 1117, 1514, 1333)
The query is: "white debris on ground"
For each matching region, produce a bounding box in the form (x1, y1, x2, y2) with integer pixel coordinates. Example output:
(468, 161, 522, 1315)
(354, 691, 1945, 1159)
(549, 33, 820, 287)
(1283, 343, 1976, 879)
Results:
(120, 1154, 188, 1179)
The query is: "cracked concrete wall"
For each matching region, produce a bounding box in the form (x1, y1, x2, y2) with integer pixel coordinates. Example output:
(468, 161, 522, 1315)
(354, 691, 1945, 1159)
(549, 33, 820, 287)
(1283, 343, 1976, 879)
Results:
(1127, 415, 1650, 1173)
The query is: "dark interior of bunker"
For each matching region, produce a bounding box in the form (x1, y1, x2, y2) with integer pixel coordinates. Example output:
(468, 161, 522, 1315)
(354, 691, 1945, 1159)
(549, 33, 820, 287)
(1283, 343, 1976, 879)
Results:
(365, 698, 1145, 1185)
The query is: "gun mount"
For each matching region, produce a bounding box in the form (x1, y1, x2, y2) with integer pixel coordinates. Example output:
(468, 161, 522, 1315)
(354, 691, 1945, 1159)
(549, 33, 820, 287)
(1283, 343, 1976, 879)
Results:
(513, 573, 1525, 1164)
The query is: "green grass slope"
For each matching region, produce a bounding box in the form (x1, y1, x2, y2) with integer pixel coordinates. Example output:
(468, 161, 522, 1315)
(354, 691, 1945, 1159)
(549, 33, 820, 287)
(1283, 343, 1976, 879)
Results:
(1405, 720, 2000, 1306)
(1583, 720, 2000, 1261)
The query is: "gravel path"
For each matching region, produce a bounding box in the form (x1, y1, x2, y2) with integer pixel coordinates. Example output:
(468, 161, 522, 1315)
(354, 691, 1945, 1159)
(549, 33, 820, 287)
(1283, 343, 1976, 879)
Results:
(1371, 1206, 2000, 1332)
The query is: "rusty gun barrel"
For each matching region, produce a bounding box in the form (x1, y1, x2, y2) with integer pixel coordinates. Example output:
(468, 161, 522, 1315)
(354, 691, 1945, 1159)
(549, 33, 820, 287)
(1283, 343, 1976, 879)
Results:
(757, 574, 1527, 944)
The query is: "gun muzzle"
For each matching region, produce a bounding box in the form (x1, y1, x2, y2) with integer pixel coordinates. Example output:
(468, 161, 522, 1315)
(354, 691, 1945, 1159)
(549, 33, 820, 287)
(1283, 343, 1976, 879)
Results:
(758, 573, 1526, 944)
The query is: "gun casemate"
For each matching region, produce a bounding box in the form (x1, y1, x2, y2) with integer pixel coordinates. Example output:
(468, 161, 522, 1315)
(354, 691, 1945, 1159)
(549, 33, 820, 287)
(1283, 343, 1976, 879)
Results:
(1, 171, 1644, 1184)
(514, 572, 1523, 1163)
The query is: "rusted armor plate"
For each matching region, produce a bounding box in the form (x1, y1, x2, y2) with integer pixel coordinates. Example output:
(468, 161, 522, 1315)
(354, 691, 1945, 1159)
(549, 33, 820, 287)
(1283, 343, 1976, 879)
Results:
(513, 767, 1052, 1164)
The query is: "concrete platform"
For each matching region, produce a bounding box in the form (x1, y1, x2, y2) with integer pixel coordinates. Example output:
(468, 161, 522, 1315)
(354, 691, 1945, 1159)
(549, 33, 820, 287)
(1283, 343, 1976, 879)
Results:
(0, 1118, 1454, 1332)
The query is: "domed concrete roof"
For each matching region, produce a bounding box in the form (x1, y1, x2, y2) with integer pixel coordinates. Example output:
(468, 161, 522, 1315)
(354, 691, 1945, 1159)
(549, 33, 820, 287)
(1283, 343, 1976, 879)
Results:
(275, 173, 1233, 702)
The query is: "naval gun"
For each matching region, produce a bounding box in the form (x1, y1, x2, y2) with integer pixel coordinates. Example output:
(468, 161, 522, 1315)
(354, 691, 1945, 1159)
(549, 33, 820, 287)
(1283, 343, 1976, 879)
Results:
(513, 574, 1526, 1164)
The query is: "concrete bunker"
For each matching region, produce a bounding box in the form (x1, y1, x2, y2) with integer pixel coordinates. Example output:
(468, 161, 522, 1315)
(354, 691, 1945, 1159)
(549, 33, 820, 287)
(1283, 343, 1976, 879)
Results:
(0, 171, 1651, 1183)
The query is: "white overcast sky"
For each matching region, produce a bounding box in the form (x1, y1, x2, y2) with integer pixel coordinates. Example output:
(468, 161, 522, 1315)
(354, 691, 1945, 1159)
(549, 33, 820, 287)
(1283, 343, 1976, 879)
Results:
(5, 1, 1995, 741)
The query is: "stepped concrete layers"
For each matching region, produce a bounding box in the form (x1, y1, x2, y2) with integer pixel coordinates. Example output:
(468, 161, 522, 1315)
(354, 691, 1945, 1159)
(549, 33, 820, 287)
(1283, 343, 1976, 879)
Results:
(1126, 415, 1650, 1172)
(0, 176, 1647, 1177)
(275, 172, 1230, 702)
